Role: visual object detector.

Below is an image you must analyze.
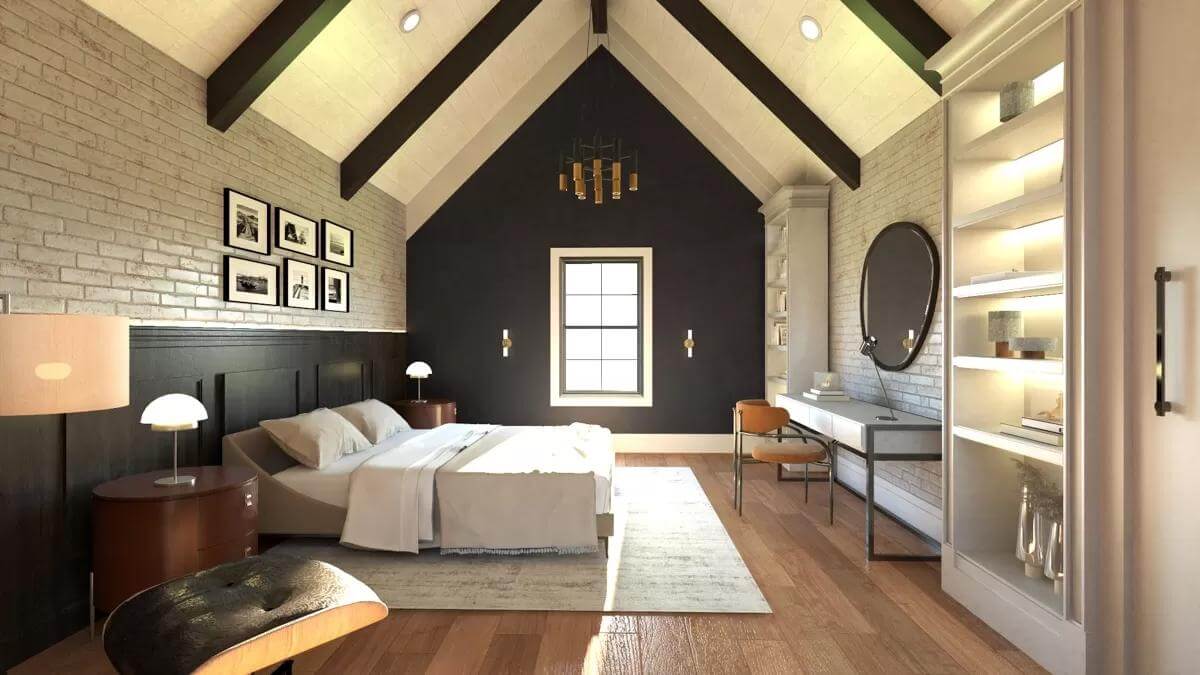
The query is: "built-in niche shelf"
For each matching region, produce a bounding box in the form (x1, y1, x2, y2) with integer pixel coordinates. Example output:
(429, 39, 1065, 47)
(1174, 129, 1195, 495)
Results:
(954, 425, 1064, 466)
(953, 355, 1064, 375)
(767, 246, 787, 257)
(768, 344, 787, 352)
(958, 92, 1065, 161)
(769, 311, 788, 320)
(768, 375, 788, 384)
(956, 549, 1061, 613)
(952, 271, 1064, 299)
(767, 277, 787, 289)
(953, 182, 1064, 230)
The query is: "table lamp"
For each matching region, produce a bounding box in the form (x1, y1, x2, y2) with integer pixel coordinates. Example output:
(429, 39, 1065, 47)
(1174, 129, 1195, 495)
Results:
(406, 361, 432, 402)
(859, 336, 898, 421)
(140, 394, 208, 487)
(0, 310, 129, 416)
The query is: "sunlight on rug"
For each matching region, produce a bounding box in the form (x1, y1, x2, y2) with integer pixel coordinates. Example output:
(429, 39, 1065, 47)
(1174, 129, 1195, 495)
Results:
(270, 467, 770, 613)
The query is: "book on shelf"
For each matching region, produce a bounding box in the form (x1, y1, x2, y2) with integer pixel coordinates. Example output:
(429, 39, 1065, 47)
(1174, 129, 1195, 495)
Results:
(809, 388, 845, 396)
(998, 423, 1063, 446)
(1021, 416, 1064, 434)
(803, 392, 850, 402)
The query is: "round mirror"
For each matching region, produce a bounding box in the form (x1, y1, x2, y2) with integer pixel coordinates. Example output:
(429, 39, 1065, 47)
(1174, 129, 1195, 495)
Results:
(859, 222, 940, 371)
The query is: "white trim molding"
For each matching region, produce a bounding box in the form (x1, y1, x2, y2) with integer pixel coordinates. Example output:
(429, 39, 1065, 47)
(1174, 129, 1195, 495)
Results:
(614, 434, 731, 453)
(550, 247, 653, 407)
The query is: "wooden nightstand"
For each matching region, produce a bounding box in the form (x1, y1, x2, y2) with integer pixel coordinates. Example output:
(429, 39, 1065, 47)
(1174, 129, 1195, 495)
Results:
(92, 466, 258, 613)
(390, 398, 456, 429)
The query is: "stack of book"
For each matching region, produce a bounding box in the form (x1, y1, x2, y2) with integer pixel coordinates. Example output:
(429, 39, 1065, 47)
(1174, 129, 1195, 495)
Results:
(998, 416, 1064, 446)
(802, 388, 850, 402)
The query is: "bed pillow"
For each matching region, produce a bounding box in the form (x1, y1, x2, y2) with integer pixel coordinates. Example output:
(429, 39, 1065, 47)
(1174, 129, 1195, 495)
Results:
(334, 399, 411, 444)
(260, 408, 370, 469)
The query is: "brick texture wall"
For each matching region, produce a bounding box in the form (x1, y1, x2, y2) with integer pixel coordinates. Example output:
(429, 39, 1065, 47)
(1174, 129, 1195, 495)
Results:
(0, 0, 406, 329)
(829, 105, 943, 508)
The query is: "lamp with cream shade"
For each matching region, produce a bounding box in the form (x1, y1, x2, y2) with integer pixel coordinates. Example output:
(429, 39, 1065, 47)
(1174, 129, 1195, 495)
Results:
(406, 361, 432, 402)
(140, 394, 208, 487)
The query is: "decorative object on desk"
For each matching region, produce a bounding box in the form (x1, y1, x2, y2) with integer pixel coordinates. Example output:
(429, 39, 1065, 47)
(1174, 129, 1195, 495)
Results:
(999, 79, 1034, 122)
(140, 393, 208, 487)
(859, 222, 939, 371)
(224, 188, 270, 254)
(802, 390, 849, 402)
(813, 371, 841, 392)
(988, 310, 1023, 358)
(275, 207, 318, 257)
(406, 361, 432, 402)
(322, 219, 354, 267)
(501, 329, 512, 357)
(774, 321, 788, 347)
(683, 329, 695, 358)
(284, 258, 318, 310)
(859, 336, 898, 421)
(224, 255, 279, 306)
(1011, 336, 1057, 359)
(0, 313, 129, 416)
(322, 267, 350, 313)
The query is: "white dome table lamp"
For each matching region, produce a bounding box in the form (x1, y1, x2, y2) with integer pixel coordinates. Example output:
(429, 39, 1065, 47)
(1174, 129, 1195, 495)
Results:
(406, 361, 432, 402)
(140, 393, 208, 487)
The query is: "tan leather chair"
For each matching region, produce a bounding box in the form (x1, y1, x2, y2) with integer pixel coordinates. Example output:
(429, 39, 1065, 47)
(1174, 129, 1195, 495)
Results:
(734, 403, 833, 524)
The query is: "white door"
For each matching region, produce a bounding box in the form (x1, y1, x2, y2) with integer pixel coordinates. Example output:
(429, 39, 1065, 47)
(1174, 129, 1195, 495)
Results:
(1127, 1, 1200, 670)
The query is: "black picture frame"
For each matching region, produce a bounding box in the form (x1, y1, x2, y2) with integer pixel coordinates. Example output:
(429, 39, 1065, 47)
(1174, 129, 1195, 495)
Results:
(275, 207, 319, 257)
(224, 188, 270, 255)
(223, 255, 279, 306)
(321, 219, 354, 267)
(283, 258, 318, 310)
(322, 267, 350, 313)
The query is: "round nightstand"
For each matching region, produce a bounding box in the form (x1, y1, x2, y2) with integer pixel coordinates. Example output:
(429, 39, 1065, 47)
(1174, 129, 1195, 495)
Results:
(390, 398, 456, 429)
(92, 466, 258, 613)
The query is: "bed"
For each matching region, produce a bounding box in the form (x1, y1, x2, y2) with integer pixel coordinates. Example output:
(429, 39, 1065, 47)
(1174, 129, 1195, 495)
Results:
(223, 423, 614, 554)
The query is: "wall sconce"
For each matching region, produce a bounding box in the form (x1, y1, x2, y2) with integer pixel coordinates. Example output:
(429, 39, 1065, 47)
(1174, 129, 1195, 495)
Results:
(501, 329, 512, 358)
(683, 329, 695, 358)
(901, 329, 916, 352)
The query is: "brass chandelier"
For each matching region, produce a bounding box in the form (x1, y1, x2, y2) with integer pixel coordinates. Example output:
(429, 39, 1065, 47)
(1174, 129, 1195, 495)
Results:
(558, 134, 639, 205)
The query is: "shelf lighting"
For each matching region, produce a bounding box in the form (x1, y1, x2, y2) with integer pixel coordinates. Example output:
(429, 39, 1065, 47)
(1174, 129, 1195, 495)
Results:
(1033, 63, 1065, 104)
(1005, 292, 1065, 312)
(1008, 216, 1064, 245)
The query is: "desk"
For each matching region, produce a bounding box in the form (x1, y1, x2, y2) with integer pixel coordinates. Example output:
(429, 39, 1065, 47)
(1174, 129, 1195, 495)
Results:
(776, 393, 941, 561)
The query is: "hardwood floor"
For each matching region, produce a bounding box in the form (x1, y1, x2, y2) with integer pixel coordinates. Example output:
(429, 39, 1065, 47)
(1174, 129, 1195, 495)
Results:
(14, 454, 1044, 674)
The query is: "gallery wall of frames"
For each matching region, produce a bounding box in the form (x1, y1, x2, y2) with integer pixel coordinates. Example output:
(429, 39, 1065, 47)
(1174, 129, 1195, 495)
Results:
(223, 188, 355, 313)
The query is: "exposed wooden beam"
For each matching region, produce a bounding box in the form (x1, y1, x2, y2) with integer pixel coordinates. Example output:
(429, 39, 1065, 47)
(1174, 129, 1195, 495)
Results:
(591, 0, 607, 33)
(207, 0, 350, 132)
(340, 0, 542, 200)
(655, 0, 860, 189)
(841, 0, 950, 94)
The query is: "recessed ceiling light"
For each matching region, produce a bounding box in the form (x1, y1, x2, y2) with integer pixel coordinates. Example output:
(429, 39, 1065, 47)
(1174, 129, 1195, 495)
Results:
(799, 16, 822, 42)
(400, 9, 421, 33)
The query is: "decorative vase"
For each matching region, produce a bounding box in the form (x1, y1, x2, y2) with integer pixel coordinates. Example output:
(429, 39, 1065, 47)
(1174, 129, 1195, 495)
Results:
(1011, 336, 1058, 360)
(1000, 80, 1034, 122)
(1016, 484, 1036, 565)
(1044, 517, 1065, 593)
(989, 311, 1023, 358)
(1026, 509, 1048, 577)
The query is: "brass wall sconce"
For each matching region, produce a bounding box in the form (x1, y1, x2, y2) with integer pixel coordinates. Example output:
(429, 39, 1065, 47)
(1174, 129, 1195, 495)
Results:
(501, 329, 512, 358)
(683, 329, 695, 358)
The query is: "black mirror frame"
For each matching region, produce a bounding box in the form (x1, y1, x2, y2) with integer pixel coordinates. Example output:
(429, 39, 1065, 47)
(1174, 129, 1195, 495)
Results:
(858, 221, 940, 372)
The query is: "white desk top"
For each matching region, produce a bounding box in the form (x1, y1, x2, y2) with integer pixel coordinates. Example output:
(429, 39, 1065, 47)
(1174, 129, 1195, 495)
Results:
(778, 393, 941, 429)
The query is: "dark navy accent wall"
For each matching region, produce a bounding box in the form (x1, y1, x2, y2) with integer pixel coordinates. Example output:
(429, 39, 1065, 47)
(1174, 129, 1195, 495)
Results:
(408, 48, 763, 433)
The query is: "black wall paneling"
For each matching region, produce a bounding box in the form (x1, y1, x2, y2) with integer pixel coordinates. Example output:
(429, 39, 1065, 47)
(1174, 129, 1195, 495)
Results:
(0, 327, 405, 670)
(408, 48, 764, 434)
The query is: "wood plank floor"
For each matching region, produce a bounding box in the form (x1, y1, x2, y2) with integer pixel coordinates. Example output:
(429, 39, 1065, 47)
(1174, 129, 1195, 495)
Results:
(14, 454, 1044, 674)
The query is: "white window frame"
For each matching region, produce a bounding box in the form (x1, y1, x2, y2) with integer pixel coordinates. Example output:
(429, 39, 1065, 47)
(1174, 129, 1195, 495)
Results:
(550, 247, 653, 407)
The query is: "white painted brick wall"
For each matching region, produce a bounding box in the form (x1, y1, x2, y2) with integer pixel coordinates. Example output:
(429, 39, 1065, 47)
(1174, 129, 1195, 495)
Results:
(0, 0, 406, 329)
(829, 105, 944, 508)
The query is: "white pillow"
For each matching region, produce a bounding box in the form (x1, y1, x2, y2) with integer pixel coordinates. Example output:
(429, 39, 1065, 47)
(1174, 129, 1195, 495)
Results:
(334, 399, 411, 444)
(260, 408, 370, 469)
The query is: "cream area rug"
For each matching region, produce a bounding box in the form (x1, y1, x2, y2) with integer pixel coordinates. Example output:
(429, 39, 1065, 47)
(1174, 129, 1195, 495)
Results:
(270, 467, 770, 614)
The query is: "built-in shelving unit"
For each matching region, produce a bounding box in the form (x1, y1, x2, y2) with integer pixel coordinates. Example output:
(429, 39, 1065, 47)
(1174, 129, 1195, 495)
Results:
(930, 1, 1085, 671)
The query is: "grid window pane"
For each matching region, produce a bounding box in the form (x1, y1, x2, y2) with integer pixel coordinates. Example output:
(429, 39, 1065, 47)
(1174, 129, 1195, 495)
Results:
(565, 360, 601, 390)
(601, 296, 638, 326)
(602, 263, 639, 294)
(602, 329, 638, 359)
(565, 329, 602, 359)
(561, 258, 643, 394)
(564, 295, 601, 326)
(601, 360, 638, 392)
(564, 263, 601, 294)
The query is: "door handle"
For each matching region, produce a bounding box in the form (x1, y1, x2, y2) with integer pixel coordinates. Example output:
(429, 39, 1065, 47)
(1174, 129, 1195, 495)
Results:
(1155, 267, 1173, 416)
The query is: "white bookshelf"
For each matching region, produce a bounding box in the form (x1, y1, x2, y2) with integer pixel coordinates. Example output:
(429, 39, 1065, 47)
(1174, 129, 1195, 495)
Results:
(930, 1, 1085, 671)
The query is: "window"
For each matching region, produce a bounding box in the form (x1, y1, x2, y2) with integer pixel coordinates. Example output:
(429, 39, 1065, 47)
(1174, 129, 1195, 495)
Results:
(550, 248, 652, 407)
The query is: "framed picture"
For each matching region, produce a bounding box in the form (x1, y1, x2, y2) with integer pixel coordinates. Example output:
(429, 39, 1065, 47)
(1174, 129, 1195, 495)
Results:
(322, 219, 354, 267)
(322, 267, 349, 313)
(224, 255, 279, 306)
(283, 258, 318, 310)
(224, 188, 270, 254)
(275, 207, 318, 257)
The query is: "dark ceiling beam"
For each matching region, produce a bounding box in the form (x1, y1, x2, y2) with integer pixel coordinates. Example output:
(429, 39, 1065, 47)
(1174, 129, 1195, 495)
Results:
(840, 0, 950, 94)
(591, 0, 607, 33)
(340, 0, 542, 200)
(207, 0, 351, 131)
(655, 0, 860, 189)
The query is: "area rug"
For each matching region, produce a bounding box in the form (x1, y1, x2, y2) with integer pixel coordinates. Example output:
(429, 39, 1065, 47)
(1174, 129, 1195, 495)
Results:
(269, 467, 770, 613)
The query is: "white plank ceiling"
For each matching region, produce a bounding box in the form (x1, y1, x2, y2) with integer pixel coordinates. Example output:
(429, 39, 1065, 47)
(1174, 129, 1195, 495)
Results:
(79, 0, 992, 233)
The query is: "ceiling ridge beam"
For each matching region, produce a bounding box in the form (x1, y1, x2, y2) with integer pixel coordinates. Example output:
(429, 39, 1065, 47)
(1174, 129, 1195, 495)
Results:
(207, 0, 351, 132)
(340, 0, 543, 201)
(591, 0, 607, 34)
(655, 0, 860, 189)
(840, 0, 950, 94)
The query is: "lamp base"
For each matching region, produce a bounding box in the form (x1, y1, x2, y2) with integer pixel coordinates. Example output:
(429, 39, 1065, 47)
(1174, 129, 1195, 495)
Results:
(875, 415, 899, 421)
(154, 475, 196, 487)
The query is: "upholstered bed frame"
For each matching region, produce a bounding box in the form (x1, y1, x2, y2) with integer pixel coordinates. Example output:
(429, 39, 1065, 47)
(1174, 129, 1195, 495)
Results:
(222, 427, 615, 541)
